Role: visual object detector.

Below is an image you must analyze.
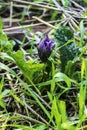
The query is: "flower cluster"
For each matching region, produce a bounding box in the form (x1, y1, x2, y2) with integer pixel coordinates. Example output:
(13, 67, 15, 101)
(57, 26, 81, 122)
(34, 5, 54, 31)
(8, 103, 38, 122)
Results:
(38, 34, 54, 62)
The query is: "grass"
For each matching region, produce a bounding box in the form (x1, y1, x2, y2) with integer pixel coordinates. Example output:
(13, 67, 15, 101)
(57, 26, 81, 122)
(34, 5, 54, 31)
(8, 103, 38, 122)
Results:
(0, 0, 87, 130)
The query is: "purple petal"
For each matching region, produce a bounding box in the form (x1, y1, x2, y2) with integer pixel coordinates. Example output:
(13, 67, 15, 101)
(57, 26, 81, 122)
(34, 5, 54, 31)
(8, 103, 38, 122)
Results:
(45, 34, 50, 42)
(38, 34, 55, 62)
(49, 40, 55, 48)
(39, 39, 45, 49)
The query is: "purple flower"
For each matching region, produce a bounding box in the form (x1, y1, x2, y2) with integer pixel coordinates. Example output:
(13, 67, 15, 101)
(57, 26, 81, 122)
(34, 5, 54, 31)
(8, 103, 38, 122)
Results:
(38, 34, 54, 62)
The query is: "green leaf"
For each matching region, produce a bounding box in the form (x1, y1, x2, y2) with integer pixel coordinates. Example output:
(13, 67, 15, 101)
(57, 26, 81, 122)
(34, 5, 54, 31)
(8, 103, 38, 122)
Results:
(59, 101, 67, 122)
(61, 121, 76, 130)
(0, 89, 10, 109)
(36, 124, 47, 130)
(9, 50, 45, 94)
(0, 76, 4, 92)
(0, 124, 36, 130)
(9, 90, 24, 106)
(54, 72, 71, 88)
(83, 0, 87, 4)
(81, 58, 85, 80)
(9, 50, 44, 82)
(0, 18, 14, 52)
(0, 52, 14, 61)
(78, 86, 86, 118)
(80, 20, 84, 46)
(51, 97, 61, 129)
(0, 99, 6, 109)
(55, 26, 79, 71)
(0, 28, 14, 52)
(61, 0, 69, 7)
(0, 89, 10, 98)
(0, 31, 8, 41)
(55, 26, 73, 45)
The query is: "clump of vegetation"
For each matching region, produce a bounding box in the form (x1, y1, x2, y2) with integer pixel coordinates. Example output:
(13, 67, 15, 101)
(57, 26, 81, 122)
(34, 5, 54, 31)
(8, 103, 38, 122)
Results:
(0, 0, 87, 130)
(55, 26, 80, 72)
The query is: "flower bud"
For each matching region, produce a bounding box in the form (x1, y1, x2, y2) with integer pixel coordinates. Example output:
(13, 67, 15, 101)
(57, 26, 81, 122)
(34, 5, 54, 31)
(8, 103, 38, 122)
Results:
(38, 34, 54, 62)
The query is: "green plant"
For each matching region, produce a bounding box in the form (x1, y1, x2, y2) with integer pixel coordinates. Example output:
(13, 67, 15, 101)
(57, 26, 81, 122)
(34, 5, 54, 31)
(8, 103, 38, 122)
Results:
(55, 26, 79, 72)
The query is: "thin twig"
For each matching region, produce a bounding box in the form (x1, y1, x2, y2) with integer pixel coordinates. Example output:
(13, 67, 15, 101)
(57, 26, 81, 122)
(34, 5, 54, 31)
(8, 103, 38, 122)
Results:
(32, 16, 56, 29)
(22, 95, 50, 126)
(70, 0, 85, 11)
(16, 113, 44, 124)
(13, 0, 61, 11)
(9, 2, 13, 27)
(33, 91, 51, 109)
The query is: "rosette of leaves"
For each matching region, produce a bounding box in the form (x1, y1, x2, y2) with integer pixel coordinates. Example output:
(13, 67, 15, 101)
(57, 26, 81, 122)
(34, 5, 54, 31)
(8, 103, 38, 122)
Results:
(55, 26, 79, 72)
